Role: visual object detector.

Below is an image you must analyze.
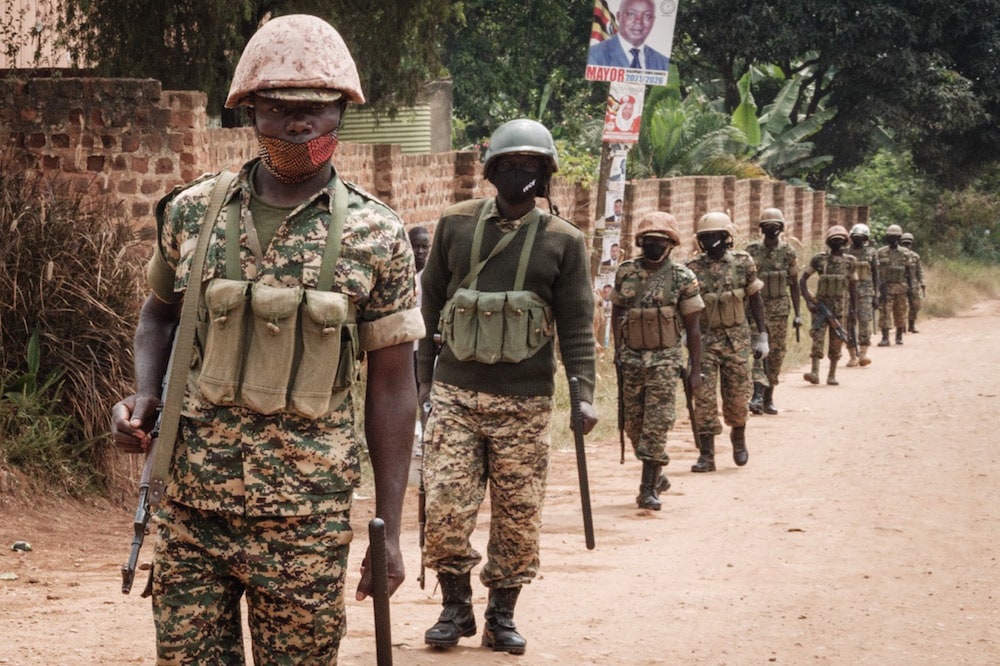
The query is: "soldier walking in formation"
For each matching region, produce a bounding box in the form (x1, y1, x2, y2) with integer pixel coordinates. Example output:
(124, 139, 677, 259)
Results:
(685, 212, 768, 472)
(876, 224, 914, 346)
(744, 207, 801, 415)
(611, 212, 703, 510)
(845, 223, 879, 367)
(900, 232, 925, 333)
(800, 226, 859, 385)
(416, 119, 598, 655)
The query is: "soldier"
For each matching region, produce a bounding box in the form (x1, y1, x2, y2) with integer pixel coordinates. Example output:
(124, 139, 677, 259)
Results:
(109, 15, 422, 663)
(800, 226, 859, 385)
(611, 212, 703, 510)
(685, 212, 768, 472)
(845, 223, 879, 366)
(876, 224, 914, 346)
(416, 119, 598, 655)
(900, 232, 925, 333)
(744, 207, 802, 415)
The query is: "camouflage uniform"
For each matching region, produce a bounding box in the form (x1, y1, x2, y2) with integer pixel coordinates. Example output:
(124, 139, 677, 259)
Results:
(845, 243, 879, 346)
(877, 245, 913, 330)
(685, 250, 763, 436)
(611, 258, 704, 464)
(905, 247, 924, 329)
(147, 159, 422, 663)
(801, 251, 857, 361)
(745, 240, 798, 387)
(417, 198, 595, 589)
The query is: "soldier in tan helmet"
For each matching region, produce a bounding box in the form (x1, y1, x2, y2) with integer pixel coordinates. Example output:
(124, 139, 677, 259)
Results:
(110, 15, 423, 663)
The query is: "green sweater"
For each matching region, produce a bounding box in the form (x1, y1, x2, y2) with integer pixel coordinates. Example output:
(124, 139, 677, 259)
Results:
(417, 198, 596, 403)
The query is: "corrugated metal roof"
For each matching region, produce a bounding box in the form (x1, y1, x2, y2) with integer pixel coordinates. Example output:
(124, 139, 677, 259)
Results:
(339, 105, 432, 154)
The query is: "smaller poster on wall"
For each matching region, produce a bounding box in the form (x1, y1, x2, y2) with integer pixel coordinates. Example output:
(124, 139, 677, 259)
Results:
(602, 82, 645, 144)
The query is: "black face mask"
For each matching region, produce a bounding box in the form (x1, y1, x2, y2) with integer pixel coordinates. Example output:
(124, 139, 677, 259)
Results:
(762, 226, 781, 239)
(887, 236, 900, 249)
(827, 239, 846, 251)
(492, 169, 540, 204)
(699, 232, 729, 258)
(851, 236, 865, 248)
(641, 244, 669, 262)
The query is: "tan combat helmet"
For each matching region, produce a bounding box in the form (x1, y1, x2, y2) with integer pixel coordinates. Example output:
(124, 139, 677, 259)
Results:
(826, 225, 849, 243)
(900, 232, 914, 246)
(225, 14, 365, 109)
(850, 223, 870, 238)
(635, 212, 680, 245)
(884, 224, 903, 237)
(696, 211, 733, 236)
(759, 207, 785, 229)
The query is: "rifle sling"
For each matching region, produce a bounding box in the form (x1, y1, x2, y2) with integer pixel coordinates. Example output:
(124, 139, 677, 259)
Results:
(149, 169, 238, 507)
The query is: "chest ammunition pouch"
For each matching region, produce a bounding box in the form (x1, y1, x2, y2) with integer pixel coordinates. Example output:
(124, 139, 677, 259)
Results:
(439, 205, 554, 364)
(622, 262, 680, 350)
(196, 177, 359, 419)
(760, 269, 787, 299)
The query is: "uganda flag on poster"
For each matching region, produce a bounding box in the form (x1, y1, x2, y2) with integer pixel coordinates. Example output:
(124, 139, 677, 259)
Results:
(585, 0, 677, 87)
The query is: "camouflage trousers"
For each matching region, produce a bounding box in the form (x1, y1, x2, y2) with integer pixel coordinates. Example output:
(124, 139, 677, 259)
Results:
(880, 291, 909, 329)
(852, 281, 876, 346)
(152, 501, 352, 665)
(810, 299, 847, 361)
(751, 301, 790, 386)
(422, 382, 551, 588)
(620, 347, 684, 465)
(908, 291, 922, 321)
(695, 328, 752, 435)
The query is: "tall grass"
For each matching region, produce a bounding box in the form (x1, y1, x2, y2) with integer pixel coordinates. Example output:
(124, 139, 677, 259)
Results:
(0, 148, 147, 496)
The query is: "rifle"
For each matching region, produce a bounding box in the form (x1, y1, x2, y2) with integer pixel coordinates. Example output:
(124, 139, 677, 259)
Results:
(121, 441, 155, 596)
(568, 377, 595, 550)
(614, 356, 625, 465)
(679, 366, 699, 448)
(368, 518, 393, 666)
(417, 400, 430, 590)
(814, 301, 848, 343)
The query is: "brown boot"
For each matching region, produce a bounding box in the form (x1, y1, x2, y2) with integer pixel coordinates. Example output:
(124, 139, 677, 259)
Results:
(846, 346, 859, 367)
(827, 359, 839, 385)
(858, 345, 872, 367)
(803, 358, 820, 384)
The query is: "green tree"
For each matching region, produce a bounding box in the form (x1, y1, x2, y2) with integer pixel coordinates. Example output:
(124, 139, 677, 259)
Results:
(62, 1, 459, 123)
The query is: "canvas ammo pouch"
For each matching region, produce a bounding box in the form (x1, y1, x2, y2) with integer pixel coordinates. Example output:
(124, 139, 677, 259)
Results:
(885, 263, 906, 283)
(438, 204, 553, 364)
(760, 270, 787, 298)
(702, 288, 746, 328)
(816, 273, 848, 298)
(855, 259, 871, 281)
(624, 305, 679, 350)
(194, 176, 356, 418)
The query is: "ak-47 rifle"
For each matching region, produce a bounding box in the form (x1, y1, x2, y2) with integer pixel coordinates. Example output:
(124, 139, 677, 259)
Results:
(121, 429, 156, 596)
(614, 355, 625, 465)
(680, 365, 699, 448)
(814, 301, 849, 343)
(368, 518, 393, 666)
(568, 377, 595, 550)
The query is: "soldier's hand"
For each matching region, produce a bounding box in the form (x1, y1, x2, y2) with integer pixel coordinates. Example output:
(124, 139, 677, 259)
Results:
(793, 315, 802, 329)
(355, 540, 405, 601)
(576, 400, 599, 435)
(110, 394, 158, 454)
(753, 331, 770, 360)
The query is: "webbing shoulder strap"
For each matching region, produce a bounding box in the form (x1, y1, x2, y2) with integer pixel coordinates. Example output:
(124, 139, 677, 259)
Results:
(149, 169, 237, 507)
(460, 202, 541, 291)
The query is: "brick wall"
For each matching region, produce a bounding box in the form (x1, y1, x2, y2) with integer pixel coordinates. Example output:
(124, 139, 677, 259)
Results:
(1, 75, 867, 255)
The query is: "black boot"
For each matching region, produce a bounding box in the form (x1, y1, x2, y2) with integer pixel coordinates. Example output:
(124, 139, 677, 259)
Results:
(691, 434, 716, 473)
(762, 386, 778, 415)
(878, 328, 891, 347)
(636, 461, 665, 510)
(748, 382, 766, 415)
(482, 587, 526, 654)
(896, 327, 905, 345)
(909, 319, 918, 333)
(425, 572, 477, 648)
(731, 426, 748, 466)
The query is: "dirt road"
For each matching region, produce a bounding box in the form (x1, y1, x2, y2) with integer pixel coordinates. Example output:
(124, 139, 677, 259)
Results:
(2, 302, 998, 665)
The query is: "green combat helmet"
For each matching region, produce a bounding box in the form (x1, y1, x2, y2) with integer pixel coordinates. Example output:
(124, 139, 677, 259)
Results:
(483, 119, 559, 179)
(759, 207, 785, 230)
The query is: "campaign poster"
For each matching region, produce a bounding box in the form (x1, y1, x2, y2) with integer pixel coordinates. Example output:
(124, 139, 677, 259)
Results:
(602, 82, 645, 144)
(585, 0, 678, 87)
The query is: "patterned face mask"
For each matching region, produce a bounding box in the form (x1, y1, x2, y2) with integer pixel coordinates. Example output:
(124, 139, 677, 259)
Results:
(257, 129, 339, 184)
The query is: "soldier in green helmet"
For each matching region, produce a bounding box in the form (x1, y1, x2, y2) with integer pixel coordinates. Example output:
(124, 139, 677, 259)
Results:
(877, 224, 914, 346)
(417, 118, 598, 655)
